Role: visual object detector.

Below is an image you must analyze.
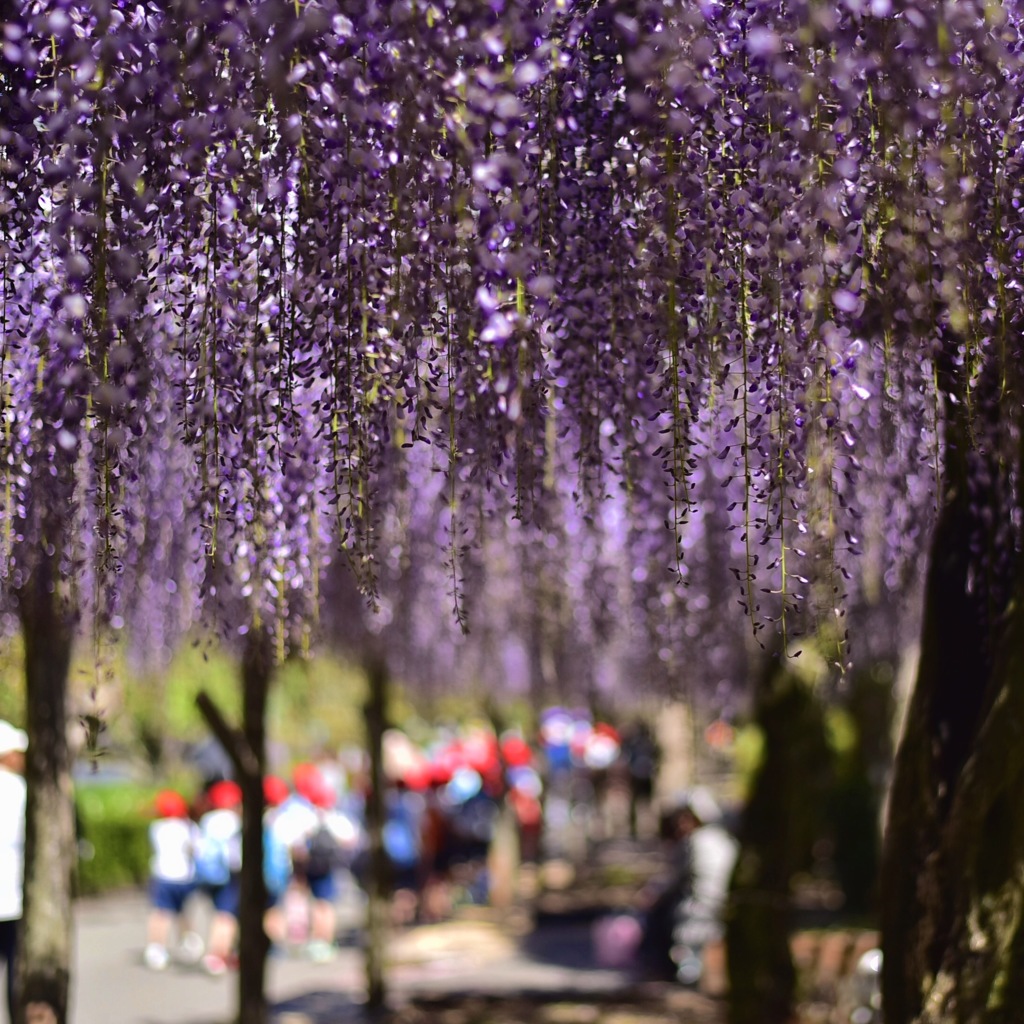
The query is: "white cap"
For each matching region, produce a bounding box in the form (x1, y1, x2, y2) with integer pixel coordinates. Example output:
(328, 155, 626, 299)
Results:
(0, 720, 28, 755)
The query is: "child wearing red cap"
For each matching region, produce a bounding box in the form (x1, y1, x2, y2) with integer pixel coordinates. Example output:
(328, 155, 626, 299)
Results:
(262, 775, 294, 949)
(144, 790, 199, 970)
(195, 780, 243, 974)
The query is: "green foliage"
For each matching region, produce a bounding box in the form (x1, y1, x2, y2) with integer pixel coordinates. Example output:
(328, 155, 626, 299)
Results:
(824, 708, 859, 759)
(0, 635, 25, 726)
(270, 654, 367, 753)
(732, 723, 766, 797)
(8, 627, 528, 781)
(75, 783, 160, 896)
(130, 639, 240, 744)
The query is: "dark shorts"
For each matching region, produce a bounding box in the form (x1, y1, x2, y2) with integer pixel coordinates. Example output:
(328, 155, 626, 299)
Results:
(149, 878, 195, 914)
(307, 871, 336, 902)
(202, 878, 240, 916)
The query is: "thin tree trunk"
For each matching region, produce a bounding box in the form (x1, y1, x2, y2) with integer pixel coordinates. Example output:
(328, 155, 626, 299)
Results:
(195, 628, 272, 1024)
(17, 574, 76, 1024)
(238, 632, 272, 1024)
(363, 653, 389, 1011)
(484, 700, 519, 913)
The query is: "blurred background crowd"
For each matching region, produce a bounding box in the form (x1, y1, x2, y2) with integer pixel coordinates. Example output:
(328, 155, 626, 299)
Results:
(132, 708, 670, 974)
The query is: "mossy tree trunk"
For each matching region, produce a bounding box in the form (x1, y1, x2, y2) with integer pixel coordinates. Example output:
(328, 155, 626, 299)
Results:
(881, 525, 1024, 1023)
(726, 650, 834, 1024)
(913, 588, 1024, 1023)
(16, 569, 76, 1024)
(879, 350, 1017, 1024)
(828, 660, 896, 918)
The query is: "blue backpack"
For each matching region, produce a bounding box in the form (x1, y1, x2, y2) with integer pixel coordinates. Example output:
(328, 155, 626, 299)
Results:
(194, 833, 231, 886)
(263, 828, 291, 897)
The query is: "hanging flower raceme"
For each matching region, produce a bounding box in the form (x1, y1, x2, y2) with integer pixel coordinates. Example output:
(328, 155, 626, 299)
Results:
(1, 0, 1023, 672)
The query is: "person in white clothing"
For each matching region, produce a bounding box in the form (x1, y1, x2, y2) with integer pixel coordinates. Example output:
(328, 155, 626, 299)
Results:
(143, 789, 199, 970)
(0, 720, 27, 1023)
(272, 764, 359, 962)
(195, 780, 243, 975)
(639, 786, 738, 985)
(667, 787, 739, 985)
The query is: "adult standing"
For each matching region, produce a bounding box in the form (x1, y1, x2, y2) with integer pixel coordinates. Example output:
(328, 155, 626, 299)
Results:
(0, 721, 28, 1023)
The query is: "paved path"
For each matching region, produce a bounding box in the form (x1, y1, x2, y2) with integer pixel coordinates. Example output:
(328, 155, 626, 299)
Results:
(70, 891, 635, 1024)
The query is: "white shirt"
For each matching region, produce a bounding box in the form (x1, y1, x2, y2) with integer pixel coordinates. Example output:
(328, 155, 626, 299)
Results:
(0, 769, 26, 920)
(690, 823, 739, 913)
(198, 808, 242, 872)
(149, 817, 198, 884)
(270, 797, 361, 855)
(269, 796, 319, 851)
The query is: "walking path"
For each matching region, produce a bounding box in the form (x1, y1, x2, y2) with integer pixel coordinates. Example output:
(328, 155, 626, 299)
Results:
(67, 838, 874, 1023)
(71, 890, 650, 1024)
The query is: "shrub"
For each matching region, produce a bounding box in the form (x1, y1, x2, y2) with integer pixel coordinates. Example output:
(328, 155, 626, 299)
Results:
(75, 782, 158, 896)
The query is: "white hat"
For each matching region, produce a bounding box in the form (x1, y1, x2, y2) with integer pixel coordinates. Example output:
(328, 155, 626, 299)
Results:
(0, 720, 28, 755)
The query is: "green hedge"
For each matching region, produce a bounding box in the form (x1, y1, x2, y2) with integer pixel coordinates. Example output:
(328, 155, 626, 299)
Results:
(75, 783, 158, 896)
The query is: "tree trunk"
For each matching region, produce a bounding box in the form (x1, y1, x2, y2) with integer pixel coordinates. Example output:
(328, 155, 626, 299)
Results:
(484, 700, 519, 913)
(238, 632, 272, 1024)
(880, 461, 994, 1024)
(880, 556, 1024, 1023)
(726, 650, 833, 1024)
(17, 576, 76, 1024)
(912, 588, 1024, 1024)
(363, 652, 389, 1010)
(878, 340, 1024, 1024)
(195, 628, 272, 1024)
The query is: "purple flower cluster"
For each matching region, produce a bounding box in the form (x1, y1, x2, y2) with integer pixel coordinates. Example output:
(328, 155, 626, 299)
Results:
(0, 0, 1020, 678)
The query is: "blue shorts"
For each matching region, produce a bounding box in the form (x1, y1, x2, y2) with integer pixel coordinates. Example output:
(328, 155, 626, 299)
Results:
(307, 871, 336, 902)
(202, 878, 240, 916)
(150, 878, 195, 914)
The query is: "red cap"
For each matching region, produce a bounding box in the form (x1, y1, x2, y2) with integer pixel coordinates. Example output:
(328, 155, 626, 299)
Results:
(154, 790, 189, 819)
(310, 782, 335, 809)
(263, 775, 289, 807)
(208, 779, 242, 810)
(463, 733, 500, 775)
(292, 763, 324, 802)
(401, 764, 432, 791)
(501, 735, 533, 768)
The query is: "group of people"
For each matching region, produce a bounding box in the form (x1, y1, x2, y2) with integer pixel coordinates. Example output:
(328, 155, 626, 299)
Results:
(144, 764, 360, 973)
(142, 717, 665, 969)
(1, 710, 735, 1003)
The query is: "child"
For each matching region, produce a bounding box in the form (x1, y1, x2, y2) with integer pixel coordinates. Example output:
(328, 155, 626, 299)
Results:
(262, 774, 293, 948)
(194, 780, 243, 975)
(144, 789, 198, 970)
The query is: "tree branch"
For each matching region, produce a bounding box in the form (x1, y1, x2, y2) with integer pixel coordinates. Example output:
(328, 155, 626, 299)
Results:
(195, 689, 260, 780)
